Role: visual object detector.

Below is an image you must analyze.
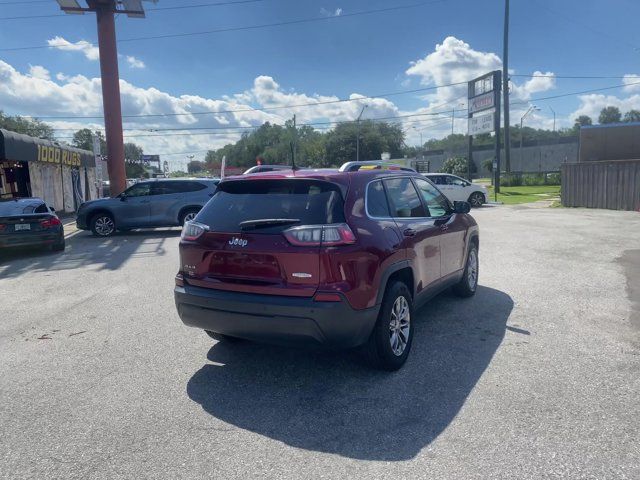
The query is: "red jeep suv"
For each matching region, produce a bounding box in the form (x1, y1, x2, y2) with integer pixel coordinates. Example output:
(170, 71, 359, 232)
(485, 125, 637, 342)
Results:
(174, 164, 479, 370)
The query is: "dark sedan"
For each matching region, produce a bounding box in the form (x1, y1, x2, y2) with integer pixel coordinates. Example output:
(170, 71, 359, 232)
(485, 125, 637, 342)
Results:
(0, 198, 65, 252)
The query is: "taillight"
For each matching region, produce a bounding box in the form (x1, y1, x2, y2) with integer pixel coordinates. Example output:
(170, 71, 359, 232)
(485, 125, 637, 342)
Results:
(181, 221, 209, 241)
(40, 217, 62, 229)
(283, 223, 356, 246)
(0, 224, 6, 231)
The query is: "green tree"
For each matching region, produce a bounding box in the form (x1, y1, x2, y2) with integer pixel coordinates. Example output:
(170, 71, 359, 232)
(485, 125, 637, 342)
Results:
(574, 115, 593, 129)
(623, 109, 640, 123)
(0, 111, 54, 140)
(187, 160, 205, 174)
(72, 128, 106, 153)
(123, 142, 144, 178)
(599, 106, 622, 124)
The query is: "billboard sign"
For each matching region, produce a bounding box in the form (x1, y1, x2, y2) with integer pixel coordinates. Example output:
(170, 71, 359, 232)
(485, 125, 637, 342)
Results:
(469, 110, 495, 136)
(141, 154, 160, 165)
(468, 91, 495, 114)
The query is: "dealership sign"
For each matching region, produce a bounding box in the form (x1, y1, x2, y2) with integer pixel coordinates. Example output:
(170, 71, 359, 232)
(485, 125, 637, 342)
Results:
(468, 91, 495, 114)
(468, 110, 495, 136)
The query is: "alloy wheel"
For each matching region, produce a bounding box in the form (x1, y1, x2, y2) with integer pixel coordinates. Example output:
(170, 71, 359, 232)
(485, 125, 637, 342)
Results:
(389, 296, 411, 356)
(183, 212, 197, 224)
(467, 248, 478, 290)
(470, 193, 484, 207)
(95, 216, 115, 236)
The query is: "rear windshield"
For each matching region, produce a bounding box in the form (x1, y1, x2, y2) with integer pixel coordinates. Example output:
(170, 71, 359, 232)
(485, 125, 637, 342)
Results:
(199, 179, 345, 233)
(0, 201, 46, 215)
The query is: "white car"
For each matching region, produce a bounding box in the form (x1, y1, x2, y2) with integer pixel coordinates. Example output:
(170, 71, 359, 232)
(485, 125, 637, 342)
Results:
(424, 173, 488, 208)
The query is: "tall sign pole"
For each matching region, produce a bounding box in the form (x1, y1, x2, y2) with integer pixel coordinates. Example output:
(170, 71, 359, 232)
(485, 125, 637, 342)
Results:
(95, 1, 126, 196)
(503, 0, 511, 175)
(56, 1, 151, 197)
(468, 71, 502, 200)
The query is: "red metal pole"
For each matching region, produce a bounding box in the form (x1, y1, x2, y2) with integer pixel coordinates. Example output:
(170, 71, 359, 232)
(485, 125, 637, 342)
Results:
(95, 2, 126, 196)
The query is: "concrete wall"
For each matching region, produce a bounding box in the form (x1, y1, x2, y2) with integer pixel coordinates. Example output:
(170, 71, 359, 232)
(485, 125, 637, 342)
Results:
(419, 140, 578, 176)
(579, 124, 640, 162)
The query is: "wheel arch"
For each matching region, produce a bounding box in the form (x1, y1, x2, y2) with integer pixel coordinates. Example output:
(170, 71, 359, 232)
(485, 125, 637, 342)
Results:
(376, 261, 415, 305)
(178, 204, 202, 223)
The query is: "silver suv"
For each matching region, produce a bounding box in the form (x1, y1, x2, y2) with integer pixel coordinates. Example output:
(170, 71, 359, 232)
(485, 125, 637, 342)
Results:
(76, 178, 219, 236)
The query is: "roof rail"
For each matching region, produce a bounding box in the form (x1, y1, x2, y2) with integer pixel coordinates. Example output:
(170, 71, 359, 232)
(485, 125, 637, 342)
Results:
(338, 161, 416, 173)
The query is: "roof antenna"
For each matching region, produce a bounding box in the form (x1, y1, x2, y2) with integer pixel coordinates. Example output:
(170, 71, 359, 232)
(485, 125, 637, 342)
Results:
(290, 114, 299, 171)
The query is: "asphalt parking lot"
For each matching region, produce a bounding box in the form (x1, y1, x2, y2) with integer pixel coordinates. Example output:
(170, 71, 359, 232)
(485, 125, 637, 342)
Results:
(1, 205, 639, 479)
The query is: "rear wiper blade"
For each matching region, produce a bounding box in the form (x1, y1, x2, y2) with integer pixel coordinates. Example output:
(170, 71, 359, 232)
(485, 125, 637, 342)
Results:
(239, 218, 300, 230)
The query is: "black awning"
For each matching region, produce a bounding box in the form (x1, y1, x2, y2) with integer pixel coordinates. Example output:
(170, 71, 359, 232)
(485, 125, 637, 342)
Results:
(0, 129, 95, 167)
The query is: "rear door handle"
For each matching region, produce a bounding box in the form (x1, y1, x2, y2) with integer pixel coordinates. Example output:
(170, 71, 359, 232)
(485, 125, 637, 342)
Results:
(403, 228, 417, 237)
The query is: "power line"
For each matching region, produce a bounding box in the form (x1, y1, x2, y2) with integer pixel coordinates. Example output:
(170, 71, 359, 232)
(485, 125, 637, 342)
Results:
(0, 0, 445, 50)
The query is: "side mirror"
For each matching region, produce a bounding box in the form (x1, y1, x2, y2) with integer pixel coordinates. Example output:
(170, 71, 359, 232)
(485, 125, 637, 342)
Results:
(453, 201, 471, 214)
(119, 194, 127, 201)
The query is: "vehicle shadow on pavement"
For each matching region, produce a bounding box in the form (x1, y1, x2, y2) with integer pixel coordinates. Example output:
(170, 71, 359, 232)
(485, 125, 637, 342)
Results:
(0, 229, 180, 278)
(187, 285, 513, 461)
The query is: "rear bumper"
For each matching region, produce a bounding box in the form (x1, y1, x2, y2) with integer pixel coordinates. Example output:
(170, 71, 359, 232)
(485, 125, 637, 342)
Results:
(0, 229, 63, 248)
(174, 284, 379, 348)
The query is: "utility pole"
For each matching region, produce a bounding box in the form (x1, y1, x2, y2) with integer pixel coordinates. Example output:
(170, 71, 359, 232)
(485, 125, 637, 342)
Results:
(503, 0, 511, 174)
(451, 108, 455, 135)
(55, 0, 150, 196)
(356, 104, 367, 162)
(550, 106, 556, 132)
(292, 114, 298, 169)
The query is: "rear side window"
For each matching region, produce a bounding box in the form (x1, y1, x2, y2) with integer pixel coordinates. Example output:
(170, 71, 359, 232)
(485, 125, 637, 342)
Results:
(199, 179, 345, 233)
(179, 181, 208, 192)
(0, 201, 43, 215)
(384, 177, 426, 218)
(366, 181, 390, 217)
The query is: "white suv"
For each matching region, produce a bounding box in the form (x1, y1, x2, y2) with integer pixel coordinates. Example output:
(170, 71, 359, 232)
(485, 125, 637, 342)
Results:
(424, 173, 488, 207)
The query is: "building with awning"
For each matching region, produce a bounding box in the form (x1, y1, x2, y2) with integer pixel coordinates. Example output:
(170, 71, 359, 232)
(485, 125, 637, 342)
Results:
(0, 129, 99, 213)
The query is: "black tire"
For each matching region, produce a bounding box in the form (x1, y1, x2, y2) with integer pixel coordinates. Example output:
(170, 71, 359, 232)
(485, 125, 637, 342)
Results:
(205, 330, 243, 342)
(468, 192, 485, 208)
(90, 213, 116, 237)
(180, 208, 200, 226)
(453, 244, 478, 297)
(51, 237, 65, 252)
(362, 281, 414, 371)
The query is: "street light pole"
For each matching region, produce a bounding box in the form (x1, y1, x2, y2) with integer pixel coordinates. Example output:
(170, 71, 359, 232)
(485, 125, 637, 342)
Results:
(356, 104, 368, 162)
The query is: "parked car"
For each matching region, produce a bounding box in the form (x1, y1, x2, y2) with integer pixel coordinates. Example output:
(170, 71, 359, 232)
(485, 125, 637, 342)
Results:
(243, 165, 292, 174)
(424, 173, 488, 207)
(76, 178, 219, 237)
(174, 162, 479, 370)
(0, 198, 65, 251)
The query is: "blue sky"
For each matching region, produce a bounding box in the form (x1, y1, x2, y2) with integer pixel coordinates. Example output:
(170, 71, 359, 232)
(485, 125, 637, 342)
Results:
(1, 0, 639, 167)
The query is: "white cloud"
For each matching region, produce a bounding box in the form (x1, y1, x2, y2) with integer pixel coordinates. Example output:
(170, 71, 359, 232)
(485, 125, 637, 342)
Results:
(623, 74, 640, 92)
(29, 65, 50, 81)
(0, 36, 565, 163)
(46, 36, 146, 69)
(320, 7, 342, 17)
(47, 36, 100, 61)
(569, 93, 640, 124)
(511, 71, 556, 100)
(403, 36, 558, 141)
(126, 55, 146, 69)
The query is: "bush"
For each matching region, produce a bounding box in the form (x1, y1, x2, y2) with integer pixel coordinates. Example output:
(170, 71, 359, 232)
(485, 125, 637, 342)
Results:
(501, 173, 561, 187)
(440, 156, 475, 178)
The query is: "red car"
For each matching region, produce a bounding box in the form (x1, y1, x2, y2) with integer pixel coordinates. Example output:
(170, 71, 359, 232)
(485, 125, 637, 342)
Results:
(174, 163, 479, 370)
